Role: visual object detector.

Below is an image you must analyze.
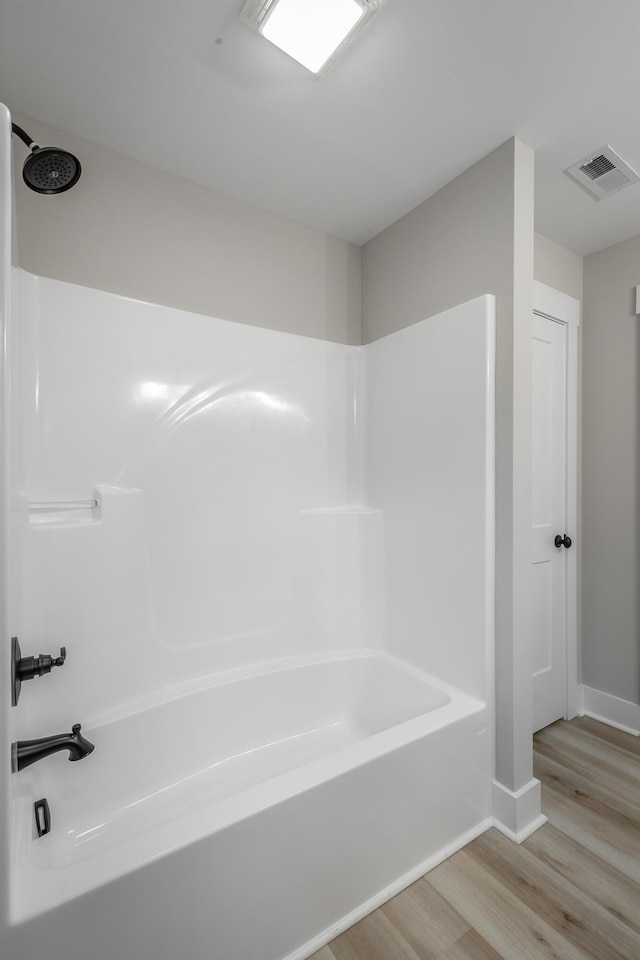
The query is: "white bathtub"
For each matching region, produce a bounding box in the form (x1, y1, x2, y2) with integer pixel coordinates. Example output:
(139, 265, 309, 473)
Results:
(9, 651, 492, 960)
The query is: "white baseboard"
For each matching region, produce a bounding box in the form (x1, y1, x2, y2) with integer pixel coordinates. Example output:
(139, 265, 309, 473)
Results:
(578, 685, 640, 736)
(491, 778, 547, 844)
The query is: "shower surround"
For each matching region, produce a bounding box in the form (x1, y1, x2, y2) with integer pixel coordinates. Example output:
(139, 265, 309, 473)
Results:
(0, 114, 495, 960)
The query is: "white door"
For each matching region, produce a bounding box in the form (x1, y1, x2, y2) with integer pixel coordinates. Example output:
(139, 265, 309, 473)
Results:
(532, 313, 568, 733)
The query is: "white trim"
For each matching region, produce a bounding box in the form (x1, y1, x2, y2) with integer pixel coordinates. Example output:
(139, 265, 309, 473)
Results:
(533, 281, 580, 725)
(484, 295, 497, 806)
(533, 280, 580, 328)
(0, 105, 13, 932)
(493, 814, 548, 846)
(578, 684, 640, 736)
(282, 818, 494, 960)
(491, 779, 547, 844)
(564, 318, 579, 719)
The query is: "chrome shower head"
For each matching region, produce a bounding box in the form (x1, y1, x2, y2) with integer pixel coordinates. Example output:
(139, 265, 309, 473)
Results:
(11, 122, 81, 194)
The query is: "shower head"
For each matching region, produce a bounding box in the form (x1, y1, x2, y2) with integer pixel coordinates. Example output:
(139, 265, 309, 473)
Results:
(23, 146, 81, 194)
(11, 122, 81, 194)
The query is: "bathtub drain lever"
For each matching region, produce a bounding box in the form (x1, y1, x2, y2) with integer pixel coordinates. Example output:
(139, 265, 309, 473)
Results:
(34, 798, 51, 838)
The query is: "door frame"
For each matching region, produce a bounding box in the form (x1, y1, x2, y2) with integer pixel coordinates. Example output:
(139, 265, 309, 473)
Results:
(533, 280, 580, 721)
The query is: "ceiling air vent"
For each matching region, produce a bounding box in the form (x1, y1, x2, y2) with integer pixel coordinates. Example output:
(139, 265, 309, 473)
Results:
(565, 146, 640, 200)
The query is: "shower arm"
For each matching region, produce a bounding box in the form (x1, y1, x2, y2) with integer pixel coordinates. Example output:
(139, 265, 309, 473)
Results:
(11, 123, 39, 151)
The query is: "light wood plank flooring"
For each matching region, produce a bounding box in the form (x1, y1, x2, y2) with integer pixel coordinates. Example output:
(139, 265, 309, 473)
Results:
(309, 717, 640, 960)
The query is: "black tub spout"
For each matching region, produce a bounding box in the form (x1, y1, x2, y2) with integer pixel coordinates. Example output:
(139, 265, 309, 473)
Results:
(12, 723, 95, 772)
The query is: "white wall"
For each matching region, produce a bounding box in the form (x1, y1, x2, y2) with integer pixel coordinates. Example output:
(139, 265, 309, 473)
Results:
(362, 138, 537, 816)
(364, 296, 495, 701)
(582, 235, 640, 706)
(10, 114, 361, 345)
(15, 273, 364, 732)
(15, 273, 495, 732)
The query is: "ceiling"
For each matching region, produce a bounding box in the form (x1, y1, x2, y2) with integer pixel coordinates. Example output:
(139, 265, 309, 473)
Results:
(1, 0, 640, 255)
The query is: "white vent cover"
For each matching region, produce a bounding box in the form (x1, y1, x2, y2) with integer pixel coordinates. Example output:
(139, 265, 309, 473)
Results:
(565, 146, 640, 200)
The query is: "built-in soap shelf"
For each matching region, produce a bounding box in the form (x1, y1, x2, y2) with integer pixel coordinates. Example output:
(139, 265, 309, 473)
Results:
(26, 486, 143, 525)
(28, 497, 100, 525)
(300, 507, 380, 515)
(29, 499, 99, 513)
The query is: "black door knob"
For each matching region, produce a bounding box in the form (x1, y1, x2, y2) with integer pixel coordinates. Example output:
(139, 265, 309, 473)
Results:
(554, 534, 572, 549)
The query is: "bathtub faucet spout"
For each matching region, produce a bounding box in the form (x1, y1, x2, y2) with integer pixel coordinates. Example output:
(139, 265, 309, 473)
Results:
(12, 723, 95, 772)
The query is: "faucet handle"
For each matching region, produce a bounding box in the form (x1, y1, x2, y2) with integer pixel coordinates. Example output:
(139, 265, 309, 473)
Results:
(11, 637, 68, 706)
(53, 647, 66, 668)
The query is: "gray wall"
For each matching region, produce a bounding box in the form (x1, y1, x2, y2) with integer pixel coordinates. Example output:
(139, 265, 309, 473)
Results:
(363, 138, 536, 795)
(363, 141, 518, 343)
(583, 236, 639, 704)
(11, 114, 361, 344)
(534, 232, 583, 303)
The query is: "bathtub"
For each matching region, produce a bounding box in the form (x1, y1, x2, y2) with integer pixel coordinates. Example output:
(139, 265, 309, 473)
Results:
(9, 650, 492, 960)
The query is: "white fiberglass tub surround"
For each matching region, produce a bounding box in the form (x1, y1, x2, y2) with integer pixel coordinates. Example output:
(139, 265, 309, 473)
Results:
(3, 268, 495, 960)
(43, 655, 452, 867)
(19, 653, 483, 912)
(12, 660, 490, 960)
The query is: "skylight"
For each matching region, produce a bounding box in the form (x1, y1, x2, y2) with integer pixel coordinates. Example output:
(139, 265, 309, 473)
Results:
(241, 0, 381, 74)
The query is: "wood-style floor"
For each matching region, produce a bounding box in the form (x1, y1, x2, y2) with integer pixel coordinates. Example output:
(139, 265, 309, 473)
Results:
(309, 716, 640, 960)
